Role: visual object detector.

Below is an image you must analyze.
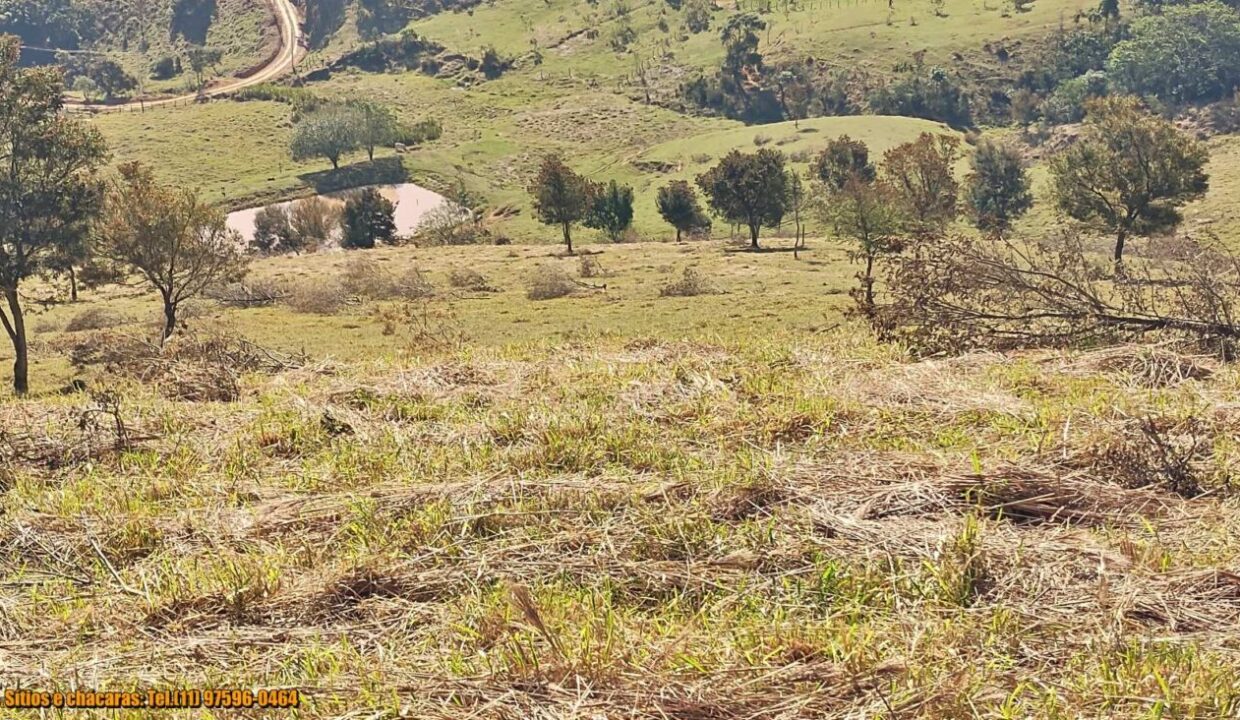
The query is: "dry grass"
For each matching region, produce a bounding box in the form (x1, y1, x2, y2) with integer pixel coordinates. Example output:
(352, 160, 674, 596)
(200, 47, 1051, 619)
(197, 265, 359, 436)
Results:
(1, 335, 1239, 718)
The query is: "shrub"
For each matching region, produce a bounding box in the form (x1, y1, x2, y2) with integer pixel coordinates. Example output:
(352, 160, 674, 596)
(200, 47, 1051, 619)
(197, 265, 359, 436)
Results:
(659, 267, 720, 297)
(448, 267, 497, 292)
(285, 279, 348, 314)
(342, 257, 436, 300)
(868, 67, 972, 127)
(526, 265, 578, 300)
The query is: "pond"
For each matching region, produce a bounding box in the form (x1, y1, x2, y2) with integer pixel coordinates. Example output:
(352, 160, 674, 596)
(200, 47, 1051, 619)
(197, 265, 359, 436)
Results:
(226, 183, 451, 242)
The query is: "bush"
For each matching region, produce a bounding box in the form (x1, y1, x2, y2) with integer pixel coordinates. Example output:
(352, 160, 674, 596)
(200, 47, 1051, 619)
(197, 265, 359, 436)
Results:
(868, 67, 972, 127)
(659, 267, 720, 297)
(1040, 71, 1108, 124)
(448, 267, 497, 292)
(342, 257, 436, 300)
(526, 265, 579, 300)
(149, 54, 181, 80)
(285, 279, 348, 314)
(579, 254, 607, 278)
(289, 197, 343, 250)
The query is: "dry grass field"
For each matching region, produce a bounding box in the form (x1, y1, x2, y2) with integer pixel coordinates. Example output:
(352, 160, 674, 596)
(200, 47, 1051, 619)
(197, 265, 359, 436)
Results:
(4, 241, 1240, 718)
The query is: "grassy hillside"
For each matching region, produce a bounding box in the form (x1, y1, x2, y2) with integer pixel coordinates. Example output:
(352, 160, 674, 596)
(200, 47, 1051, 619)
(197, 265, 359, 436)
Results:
(5, 238, 1240, 716)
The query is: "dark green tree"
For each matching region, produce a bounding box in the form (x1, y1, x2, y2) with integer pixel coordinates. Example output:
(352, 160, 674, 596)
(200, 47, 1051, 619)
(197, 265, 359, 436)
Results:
(696, 148, 789, 249)
(811, 135, 876, 191)
(656, 180, 709, 241)
(342, 188, 397, 249)
(585, 180, 635, 241)
(1107, 2, 1240, 105)
(0, 36, 107, 394)
(965, 140, 1033, 235)
(530, 155, 598, 254)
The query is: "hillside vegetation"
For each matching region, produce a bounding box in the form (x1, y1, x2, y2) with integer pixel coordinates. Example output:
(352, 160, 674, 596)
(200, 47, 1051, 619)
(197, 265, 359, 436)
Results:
(9, 0, 1240, 716)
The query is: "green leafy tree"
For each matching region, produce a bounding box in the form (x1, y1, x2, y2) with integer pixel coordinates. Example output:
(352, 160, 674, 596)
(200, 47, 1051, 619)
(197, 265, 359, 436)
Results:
(965, 140, 1033, 235)
(721, 13, 765, 82)
(185, 45, 223, 92)
(656, 180, 710, 241)
(530, 155, 598, 254)
(1050, 96, 1208, 265)
(72, 75, 99, 104)
(342, 188, 397, 249)
(820, 176, 905, 314)
(1107, 2, 1240, 105)
(696, 148, 789, 249)
(0, 37, 107, 394)
(98, 162, 247, 341)
(811, 135, 876, 191)
(585, 180, 635, 241)
(85, 58, 137, 101)
(291, 105, 363, 169)
(882, 133, 961, 230)
(349, 100, 397, 162)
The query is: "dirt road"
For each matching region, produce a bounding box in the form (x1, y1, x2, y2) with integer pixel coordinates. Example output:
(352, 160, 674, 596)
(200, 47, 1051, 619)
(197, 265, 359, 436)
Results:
(68, 0, 302, 113)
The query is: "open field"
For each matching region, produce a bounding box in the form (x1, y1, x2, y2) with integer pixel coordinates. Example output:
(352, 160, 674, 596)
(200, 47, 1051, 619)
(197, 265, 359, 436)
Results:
(5, 296, 1240, 716)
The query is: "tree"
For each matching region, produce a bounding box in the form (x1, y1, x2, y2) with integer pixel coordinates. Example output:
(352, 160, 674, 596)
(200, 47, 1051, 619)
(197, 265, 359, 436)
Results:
(341, 188, 397, 249)
(98, 162, 245, 341)
(882, 133, 961, 230)
(965, 140, 1033, 235)
(656, 180, 709, 241)
(85, 58, 137, 101)
(291, 105, 363, 169)
(1050, 96, 1208, 265)
(530, 155, 598, 254)
(1107, 2, 1240, 105)
(820, 176, 905, 313)
(251, 204, 295, 254)
(0, 37, 107, 395)
(585, 180, 635, 242)
(349, 100, 397, 162)
(810, 135, 876, 191)
(721, 13, 765, 83)
(72, 75, 99, 104)
(185, 45, 223, 92)
(696, 148, 789, 249)
(786, 172, 807, 253)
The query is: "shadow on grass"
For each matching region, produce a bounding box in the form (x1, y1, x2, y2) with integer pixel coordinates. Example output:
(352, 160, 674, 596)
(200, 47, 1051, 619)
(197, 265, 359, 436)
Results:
(298, 157, 409, 195)
(723, 244, 812, 254)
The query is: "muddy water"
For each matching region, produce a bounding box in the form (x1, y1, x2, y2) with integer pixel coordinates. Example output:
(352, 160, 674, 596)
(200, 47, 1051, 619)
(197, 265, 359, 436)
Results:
(226, 183, 450, 242)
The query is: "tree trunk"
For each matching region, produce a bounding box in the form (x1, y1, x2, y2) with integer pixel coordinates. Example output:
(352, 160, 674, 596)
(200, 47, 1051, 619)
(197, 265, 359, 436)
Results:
(162, 299, 177, 342)
(1114, 228, 1128, 277)
(675, 228, 682, 243)
(864, 253, 875, 310)
(3, 286, 28, 395)
(368, 145, 375, 162)
(69, 266, 78, 303)
(749, 224, 761, 250)
(563, 222, 574, 255)
(330, 155, 340, 170)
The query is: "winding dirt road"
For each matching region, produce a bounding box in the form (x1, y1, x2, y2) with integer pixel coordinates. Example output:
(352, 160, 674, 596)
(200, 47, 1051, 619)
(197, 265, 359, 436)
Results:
(69, 0, 303, 113)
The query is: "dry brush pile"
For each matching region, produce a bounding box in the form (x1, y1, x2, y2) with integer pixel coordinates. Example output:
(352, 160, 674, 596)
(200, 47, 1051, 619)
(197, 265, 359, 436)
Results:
(1, 333, 1240, 718)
